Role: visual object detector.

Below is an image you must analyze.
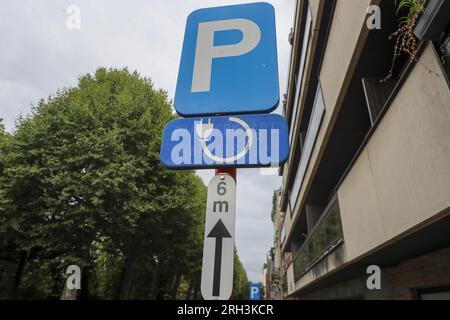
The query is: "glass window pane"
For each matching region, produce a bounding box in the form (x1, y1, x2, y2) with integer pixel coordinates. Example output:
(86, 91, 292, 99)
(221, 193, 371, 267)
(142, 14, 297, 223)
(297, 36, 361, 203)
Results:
(289, 83, 326, 209)
(289, 6, 312, 144)
(293, 199, 343, 281)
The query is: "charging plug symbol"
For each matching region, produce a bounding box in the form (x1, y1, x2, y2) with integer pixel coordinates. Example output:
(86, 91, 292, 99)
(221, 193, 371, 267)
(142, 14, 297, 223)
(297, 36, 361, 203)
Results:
(196, 118, 214, 142)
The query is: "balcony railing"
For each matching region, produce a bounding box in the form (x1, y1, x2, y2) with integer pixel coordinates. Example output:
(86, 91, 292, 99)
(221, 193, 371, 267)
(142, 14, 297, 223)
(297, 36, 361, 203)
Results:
(293, 197, 343, 281)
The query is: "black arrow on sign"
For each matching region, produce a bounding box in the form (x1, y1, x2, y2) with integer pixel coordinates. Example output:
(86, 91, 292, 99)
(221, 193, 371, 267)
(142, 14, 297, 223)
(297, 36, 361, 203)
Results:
(207, 219, 231, 297)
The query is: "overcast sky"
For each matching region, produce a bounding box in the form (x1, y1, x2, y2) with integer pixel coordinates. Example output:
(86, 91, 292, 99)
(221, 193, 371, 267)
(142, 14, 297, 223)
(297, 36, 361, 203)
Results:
(0, 0, 295, 283)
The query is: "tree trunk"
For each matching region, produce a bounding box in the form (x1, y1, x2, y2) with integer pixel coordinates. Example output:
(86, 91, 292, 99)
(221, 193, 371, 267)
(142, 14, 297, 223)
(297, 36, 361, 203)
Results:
(61, 264, 80, 300)
(186, 276, 194, 300)
(61, 281, 78, 300)
(119, 257, 136, 300)
(116, 266, 127, 299)
(193, 274, 200, 300)
(170, 271, 182, 300)
(149, 261, 160, 300)
(12, 250, 27, 298)
(79, 265, 90, 300)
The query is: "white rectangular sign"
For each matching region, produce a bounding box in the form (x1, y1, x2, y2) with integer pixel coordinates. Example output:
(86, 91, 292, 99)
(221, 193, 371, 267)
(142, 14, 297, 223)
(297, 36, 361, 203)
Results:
(201, 174, 236, 300)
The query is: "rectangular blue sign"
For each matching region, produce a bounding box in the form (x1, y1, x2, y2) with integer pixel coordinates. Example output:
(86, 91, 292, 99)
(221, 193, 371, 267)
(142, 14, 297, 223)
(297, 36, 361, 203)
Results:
(160, 114, 289, 169)
(249, 284, 261, 300)
(174, 2, 279, 117)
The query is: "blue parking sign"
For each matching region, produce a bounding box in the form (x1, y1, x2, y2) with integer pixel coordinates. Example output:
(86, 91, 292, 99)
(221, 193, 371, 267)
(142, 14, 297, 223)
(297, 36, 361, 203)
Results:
(174, 2, 279, 117)
(249, 283, 261, 300)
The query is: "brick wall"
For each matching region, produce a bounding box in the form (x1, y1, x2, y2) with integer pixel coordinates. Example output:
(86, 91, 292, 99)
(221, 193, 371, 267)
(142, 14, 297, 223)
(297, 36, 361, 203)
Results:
(388, 246, 450, 300)
(290, 246, 450, 300)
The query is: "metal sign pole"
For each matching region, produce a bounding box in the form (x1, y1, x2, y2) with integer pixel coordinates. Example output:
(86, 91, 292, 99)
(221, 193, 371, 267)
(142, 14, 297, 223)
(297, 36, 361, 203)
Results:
(215, 168, 237, 183)
(201, 172, 236, 300)
(159, 1, 286, 302)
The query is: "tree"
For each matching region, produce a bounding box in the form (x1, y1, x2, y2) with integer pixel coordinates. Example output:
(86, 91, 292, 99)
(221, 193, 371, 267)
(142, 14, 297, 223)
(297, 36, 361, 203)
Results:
(233, 248, 249, 300)
(258, 282, 265, 300)
(0, 118, 23, 298)
(0, 68, 218, 299)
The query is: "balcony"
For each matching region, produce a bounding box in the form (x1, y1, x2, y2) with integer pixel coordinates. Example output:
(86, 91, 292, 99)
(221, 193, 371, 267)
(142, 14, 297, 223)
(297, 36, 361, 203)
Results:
(282, 273, 288, 294)
(293, 197, 343, 281)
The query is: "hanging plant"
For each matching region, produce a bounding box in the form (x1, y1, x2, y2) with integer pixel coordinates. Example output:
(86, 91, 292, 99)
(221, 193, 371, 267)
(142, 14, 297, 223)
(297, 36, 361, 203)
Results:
(381, 0, 426, 82)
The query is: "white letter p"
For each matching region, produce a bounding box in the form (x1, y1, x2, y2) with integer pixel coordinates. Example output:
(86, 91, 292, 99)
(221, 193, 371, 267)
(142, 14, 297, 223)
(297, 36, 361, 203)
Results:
(192, 19, 261, 93)
(251, 286, 259, 299)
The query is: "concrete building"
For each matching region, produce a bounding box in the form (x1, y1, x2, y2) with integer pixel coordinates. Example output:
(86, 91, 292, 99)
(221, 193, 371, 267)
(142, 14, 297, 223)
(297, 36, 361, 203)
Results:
(262, 262, 268, 300)
(274, 0, 450, 300)
(263, 189, 284, 300)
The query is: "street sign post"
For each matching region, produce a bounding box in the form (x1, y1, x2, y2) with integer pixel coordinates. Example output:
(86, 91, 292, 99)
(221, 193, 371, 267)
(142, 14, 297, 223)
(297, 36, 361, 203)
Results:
(174, 2, 279, 117)
(201, 174, 236, 300)
(161, 2, 286, 302)
(160, 114, 289, 169)
(249, 283, 261, 300)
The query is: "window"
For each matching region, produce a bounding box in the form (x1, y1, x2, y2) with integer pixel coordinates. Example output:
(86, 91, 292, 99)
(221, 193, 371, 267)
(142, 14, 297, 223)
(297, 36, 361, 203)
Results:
(416, 285, 450, 300)
(289, 83, 326, 209)
(413, 0, 450, 41)
(282, 274, 288, 293)
(289, 5, 313, 144)
(280, 223, 286, 246)
(434, 32, 450, 86)
(362, 77, 397, 125)
(293, 197, 343, 281)
(413, 0, 450, 85)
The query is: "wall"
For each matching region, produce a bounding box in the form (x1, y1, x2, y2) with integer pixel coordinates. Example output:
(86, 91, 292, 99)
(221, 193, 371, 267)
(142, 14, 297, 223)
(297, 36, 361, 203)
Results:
(338, 44, 450, 260)
(293, 242, 347, 293)
(286, 263, 295, 295)
(388, 246, 450, 300)
(290, 0, 371, 228)
(294, 246, 450, 300)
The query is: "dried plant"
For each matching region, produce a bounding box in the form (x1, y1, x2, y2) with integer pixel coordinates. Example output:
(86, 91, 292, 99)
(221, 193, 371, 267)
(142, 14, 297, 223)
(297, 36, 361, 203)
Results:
(381, 0, 426, 82)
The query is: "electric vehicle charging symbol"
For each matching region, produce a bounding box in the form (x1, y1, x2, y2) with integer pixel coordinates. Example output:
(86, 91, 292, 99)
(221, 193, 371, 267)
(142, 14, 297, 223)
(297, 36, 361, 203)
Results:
(196, 117, 254, 163)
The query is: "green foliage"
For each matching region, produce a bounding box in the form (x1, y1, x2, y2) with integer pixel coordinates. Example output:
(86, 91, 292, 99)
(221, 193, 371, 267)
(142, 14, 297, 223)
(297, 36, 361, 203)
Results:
(396, 0, 425, 22)
(0, 68, 242, 300)
(233, 248, 249, 300)
(293, 200, 342, 281)
(258, 282, 265, 300)
(382, 0, 425, 82)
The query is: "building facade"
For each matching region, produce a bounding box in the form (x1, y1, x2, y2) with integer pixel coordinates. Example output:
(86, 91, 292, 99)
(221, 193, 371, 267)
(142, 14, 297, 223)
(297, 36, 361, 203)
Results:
(263, 189, 284, 300)
(273, 0, 450, 300)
